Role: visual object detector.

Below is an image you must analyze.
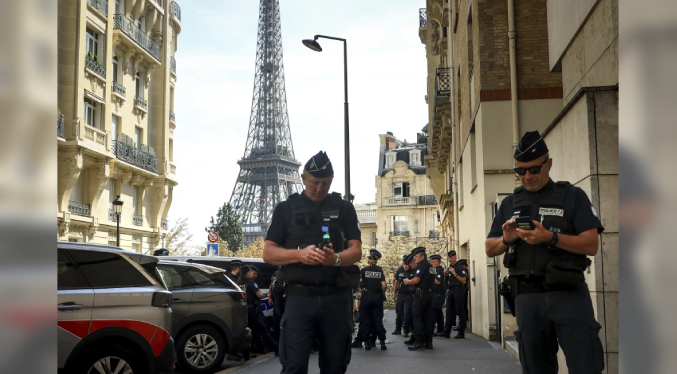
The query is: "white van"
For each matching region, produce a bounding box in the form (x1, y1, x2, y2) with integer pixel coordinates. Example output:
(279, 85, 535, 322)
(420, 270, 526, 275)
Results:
(157, 256, 277, 318)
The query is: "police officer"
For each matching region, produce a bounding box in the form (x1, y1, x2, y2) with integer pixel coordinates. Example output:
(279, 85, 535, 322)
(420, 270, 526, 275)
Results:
(401, 255, 417, 338)
(429, 254, 446, 337)
(442, 251, 468, 338)
(269, 268, 285, 346)
(486, 131, 605, 374)
(227, 259, 243, 284)
(391, 255, 409, 336)
(403, 247, 435, 351)
(359, 250, 387, 351)
(262, 151, 363, 374)
(238, 265, 278, 353)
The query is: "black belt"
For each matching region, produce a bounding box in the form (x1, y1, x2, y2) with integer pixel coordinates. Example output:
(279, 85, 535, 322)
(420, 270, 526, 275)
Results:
(447, 285, 463, 290)
(512, 276, 575, 294)
(362, 289, 383, 294)
(415, 288, 432, 293)
(286, 284, 346, 297)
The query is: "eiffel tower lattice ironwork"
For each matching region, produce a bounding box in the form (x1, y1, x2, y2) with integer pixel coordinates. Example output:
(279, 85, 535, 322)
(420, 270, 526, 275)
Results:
(229, 0, 303, 245)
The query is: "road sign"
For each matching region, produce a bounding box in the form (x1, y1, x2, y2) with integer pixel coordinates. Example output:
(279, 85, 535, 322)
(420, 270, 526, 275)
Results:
(207, 243, 219, 256)
(207, 232, 219, 243)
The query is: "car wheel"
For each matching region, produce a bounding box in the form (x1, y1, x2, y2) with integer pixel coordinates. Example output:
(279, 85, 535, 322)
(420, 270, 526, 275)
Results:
(177, 325, 226, 373)
(78, 346, 144, 374)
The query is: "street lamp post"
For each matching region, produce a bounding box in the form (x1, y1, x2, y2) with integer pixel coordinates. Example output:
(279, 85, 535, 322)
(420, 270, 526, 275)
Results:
(302, 35, 352, 201)
(112, 195, 124, 247)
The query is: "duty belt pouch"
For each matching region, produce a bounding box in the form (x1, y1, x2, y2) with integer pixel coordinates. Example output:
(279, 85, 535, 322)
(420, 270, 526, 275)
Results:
(503, 244, 517, 268)
(336, 265, 360, 288)
(544, 259, 585, 287)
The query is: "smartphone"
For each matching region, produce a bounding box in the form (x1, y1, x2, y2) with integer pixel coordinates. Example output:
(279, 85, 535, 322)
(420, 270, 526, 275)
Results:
(515, 216, 535, 230)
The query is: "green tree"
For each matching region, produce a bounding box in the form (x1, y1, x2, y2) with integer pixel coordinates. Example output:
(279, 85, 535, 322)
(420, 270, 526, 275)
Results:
(205, 203, 244, 253)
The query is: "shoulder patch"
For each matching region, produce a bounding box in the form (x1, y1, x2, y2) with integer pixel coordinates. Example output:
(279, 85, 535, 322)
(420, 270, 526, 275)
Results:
(416, 270, 420, 274)
(590, 204, 598, 218)
(254, 282, 259, 288)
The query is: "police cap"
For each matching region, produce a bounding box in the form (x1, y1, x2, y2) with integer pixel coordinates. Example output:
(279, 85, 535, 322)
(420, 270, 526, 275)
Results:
(402, 255, 408, 262)
(248, 265, 259, 272)
(305, 151, 334, 178)
(447, 250, 457, 258)
(368, 249, 382, 260)
(514, 130, 549, 162)
(411, 247, 426, 256)
(457, 259, 468, 267)
(230, 260, 243, 267)
(406, 254, 415, 264)
(430, 254, 442, 261)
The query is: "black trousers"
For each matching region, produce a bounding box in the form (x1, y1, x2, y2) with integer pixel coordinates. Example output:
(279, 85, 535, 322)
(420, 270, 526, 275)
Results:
(431, 291, 445, 333)
(395, 292, 414, 333)
(273, 310, 283, 341)
(444, 287, 467, 334)
(412, 289, 433, 343)
(279, 290, 352, 374)
(247, 306, 277, 348)
(360, 292, 386, 341)
(514, 283, 605, 374)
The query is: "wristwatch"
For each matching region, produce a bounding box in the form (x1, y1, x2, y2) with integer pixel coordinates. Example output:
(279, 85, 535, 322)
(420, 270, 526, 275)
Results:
(502, 236, 514, 246)
(333, 253, 341, 267)
(547, 231, 559, 247)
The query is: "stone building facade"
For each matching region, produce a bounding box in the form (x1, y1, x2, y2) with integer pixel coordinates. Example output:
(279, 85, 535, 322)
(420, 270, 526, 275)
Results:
(57, 0, 181, 253)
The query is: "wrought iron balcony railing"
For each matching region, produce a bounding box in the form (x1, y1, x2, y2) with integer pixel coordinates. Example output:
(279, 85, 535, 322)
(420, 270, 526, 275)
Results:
(170, 56, 176, 74)
(418, 195, 438, 206)
(112, 134, 158, 173)
(57, 113, 65, 137)
(113, 14, 161, 61)
(419, 8, 427, 28)
(435, 67, 451, 97)
(69, 200, 91, 217)
(429, 230, 440, 240)
(133, 214, 143, 226)
(85, 56, 106, 78)
(134, 96, 147, 111)
(171, 1, 181, 21)
(161, 219, 168, 230)
(112, 81, 126, 97)
(87, 0, 108, 16)
(169, 111, 175, 123)
(108, 207, 116, 222)
(390, 231, 410, 238)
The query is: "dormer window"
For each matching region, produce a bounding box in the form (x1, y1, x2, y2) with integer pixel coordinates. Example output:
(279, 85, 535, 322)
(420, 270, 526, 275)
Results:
(386, 152, 396, 168)
(409, 149, 422, 166)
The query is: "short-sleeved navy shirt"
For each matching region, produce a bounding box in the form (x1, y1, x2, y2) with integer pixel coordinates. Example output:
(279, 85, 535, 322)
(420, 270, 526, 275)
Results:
(488, 180, 604, 238)
(360, 265, 386, 292)
(245, 279, 260, 306)
(394, 266, 406, 282)
(265, 191, 362, 247)
(432, 266, 445, 292)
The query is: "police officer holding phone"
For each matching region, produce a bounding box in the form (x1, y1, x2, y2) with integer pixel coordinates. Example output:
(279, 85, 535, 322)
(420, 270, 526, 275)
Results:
(263, 151, 363, 374)
(486, 131, 605, 374)
(403, 247, 435, 351)
(442, 251, 468, 338)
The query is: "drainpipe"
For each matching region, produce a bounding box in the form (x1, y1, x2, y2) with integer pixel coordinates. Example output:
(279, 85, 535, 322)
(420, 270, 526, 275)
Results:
(508, 0, 520, 151)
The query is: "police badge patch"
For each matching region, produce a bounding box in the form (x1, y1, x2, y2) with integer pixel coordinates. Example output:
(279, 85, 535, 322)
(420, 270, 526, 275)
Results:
(590, 204, 598, 218)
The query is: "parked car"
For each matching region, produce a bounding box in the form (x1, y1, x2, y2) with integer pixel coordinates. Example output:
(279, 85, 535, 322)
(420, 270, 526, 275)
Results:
(157, 261, 252, 373)
(57, 242, 175, 374)
(157, 256, 278, 319)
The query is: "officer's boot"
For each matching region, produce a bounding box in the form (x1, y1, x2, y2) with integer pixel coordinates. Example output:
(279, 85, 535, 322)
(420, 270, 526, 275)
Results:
(380, 339, 387, 350)
(364, 341, 371, 351)
(452, 325, 460, 331)
(403, 336, 415, 345)
(454, 331, 465, 339)
(407, 340, 425, 351)
(403, 328, 410, 338)
(350, 339, 363, 348)
(391, 328, 401, 335)
(370, 339, 376, 348)
(425, 339, 433, 350)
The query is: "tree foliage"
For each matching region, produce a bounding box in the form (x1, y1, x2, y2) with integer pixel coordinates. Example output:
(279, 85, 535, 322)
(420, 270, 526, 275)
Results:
(165, 217, 200, 256)
(205, 203, 244, 253)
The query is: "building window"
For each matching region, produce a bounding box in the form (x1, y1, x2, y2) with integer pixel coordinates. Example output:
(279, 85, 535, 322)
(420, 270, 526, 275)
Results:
(83, 98, 99, 128)
(392, 216, 409, 233)
(86, 28, 99, 59)
(70, 172, 85, 204)
(115, 0, 122, 15)
(135, 72, 144, 98)
(111, 115, 119, 141)
(112, 56, 119, 83)
(470, 132, 477, 191)
(386, 153, 396, 168)
(393, 182, 410, 198)
(135, 126, 142, 148)
(133, 185, 138, 214)
(410, 150, 421, 166)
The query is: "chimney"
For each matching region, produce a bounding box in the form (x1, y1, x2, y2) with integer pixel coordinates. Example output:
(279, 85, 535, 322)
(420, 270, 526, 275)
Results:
(384, 132, 396, 150)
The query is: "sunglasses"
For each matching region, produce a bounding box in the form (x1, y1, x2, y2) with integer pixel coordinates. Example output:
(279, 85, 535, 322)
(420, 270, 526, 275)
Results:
(514, 158, 550, 176)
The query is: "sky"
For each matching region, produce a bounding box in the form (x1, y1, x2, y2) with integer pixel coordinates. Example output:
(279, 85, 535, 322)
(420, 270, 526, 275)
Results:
(171, 0, 428, 248)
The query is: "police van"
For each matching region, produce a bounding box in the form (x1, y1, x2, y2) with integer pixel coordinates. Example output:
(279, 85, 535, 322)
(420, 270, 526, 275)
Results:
(155, 255, 278, 318)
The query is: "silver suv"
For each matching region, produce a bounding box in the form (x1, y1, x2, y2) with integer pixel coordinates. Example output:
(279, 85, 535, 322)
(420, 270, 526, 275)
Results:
(58, 242, 176, 373)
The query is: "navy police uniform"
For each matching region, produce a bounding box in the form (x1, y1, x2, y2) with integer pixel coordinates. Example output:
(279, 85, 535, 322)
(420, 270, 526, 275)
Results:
(401, 257, 416, 336)
(429, 254, 446, 335)
(407, 247, 435, 351)
(488, 131, 605, 374)
(443, 252, 468, 338)
(265, 151, 361, 374)
(244, 267, 278, 351)
(358, 250, 387, 350)
(227, 260, 243, 284)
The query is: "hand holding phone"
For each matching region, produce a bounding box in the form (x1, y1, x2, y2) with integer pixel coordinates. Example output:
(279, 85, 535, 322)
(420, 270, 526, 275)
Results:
(515, 216, 535, 230)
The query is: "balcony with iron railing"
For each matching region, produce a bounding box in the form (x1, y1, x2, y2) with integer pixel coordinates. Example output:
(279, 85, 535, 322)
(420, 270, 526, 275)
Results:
(170, 56, 176, 75)
(57, 113, 65, 137)
(108, 207, 117, 222)
(171, 1, 181, 22)
(113, 14, 161, 62)
(389, 231, 410, 238)
(134, 96, 148, 112)
(87, 0, 108, 17)
(419, 8, 427, 28)
(112, 81, 126, 98)
(69, 200, 91, 217)
(112, 134, 158, 173)
(418, 195, 438, 206)
(429, 230, 440, 240)
(169, 111, 176, 123)
(85, 55, 106, 78)
(435, 67, 451, 98)
(133, 214, 143, 226)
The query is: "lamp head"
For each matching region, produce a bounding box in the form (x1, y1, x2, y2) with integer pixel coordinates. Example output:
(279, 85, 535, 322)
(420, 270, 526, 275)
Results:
(302, 38, 322, 52)
(112, 195, 123, 214)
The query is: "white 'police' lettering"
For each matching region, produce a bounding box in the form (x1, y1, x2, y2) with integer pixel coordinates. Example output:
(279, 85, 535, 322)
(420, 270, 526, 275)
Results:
(429, 268, 437, 275)
(539, 207, 564, 216)
(365, 271, 382, 278)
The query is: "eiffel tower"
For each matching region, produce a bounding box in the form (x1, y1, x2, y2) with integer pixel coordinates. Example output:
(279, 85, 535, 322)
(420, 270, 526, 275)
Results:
(229, 0, 303, 245)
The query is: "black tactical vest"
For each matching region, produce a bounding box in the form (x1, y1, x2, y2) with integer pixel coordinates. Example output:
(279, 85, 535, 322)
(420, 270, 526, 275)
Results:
(276, 192, 346, 286)
(505, 181, 590, 277)
(432, 266, 446, 292)
(361, 266, 384, 293)
(399, 269, 416, 293)
(445, 263, 463, 288)
(416, 260, 435, 289)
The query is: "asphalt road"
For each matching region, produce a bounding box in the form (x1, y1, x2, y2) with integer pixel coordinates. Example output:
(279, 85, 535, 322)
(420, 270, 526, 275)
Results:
(210, 308, 522, 374)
